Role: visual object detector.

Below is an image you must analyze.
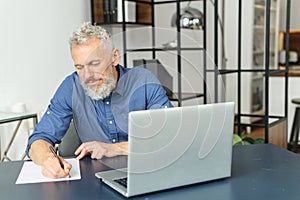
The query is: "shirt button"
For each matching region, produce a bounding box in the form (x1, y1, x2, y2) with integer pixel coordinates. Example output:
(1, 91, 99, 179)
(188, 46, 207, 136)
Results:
(109, 120, 113, 124)
(112, 139, 116, 143)
(106, 101, 110, 105)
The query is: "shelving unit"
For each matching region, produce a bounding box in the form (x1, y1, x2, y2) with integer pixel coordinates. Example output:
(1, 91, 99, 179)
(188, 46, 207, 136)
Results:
(91, 0, 206, 106)
(244, 0, 288, 147)
(224, 0, 281, 130)
(219, 0, 290, 148)
(90, 0, 290, 147)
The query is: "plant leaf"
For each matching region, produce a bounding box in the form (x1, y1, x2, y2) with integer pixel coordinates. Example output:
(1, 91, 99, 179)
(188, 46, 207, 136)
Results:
(233, 134, 242, 145)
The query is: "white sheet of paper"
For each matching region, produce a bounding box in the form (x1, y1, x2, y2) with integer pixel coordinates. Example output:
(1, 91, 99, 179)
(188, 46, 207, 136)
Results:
(15, 158, 81, 184)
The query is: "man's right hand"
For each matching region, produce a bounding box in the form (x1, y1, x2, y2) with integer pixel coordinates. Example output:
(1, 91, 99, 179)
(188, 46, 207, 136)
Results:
(28, 140, 72, 178)
(40, 155, 72, 178)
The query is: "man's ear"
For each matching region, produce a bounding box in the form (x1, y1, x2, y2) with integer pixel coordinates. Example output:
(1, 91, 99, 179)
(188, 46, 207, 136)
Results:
(112, 48, 120, 66)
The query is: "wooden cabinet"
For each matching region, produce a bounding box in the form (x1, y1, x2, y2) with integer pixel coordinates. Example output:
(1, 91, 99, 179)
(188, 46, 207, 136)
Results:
(269, 120, 287, 148)
(91, 0, 152, 24)
(279, 30, 300, 68)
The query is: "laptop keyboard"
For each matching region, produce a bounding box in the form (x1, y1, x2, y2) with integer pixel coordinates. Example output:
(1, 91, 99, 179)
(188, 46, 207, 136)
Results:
(114, 177, 128, 188)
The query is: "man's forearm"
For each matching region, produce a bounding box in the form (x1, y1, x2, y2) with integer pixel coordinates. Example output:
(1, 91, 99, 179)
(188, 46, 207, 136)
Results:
(28, 140, 54, 165)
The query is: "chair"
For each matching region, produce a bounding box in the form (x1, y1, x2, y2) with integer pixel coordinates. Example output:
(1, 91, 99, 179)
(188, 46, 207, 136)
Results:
(58, 122, 79, 157)
(288, 98, 300, 152)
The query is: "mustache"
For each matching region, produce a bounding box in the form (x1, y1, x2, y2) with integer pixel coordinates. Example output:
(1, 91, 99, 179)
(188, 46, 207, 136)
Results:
(84, 77, 102, 84)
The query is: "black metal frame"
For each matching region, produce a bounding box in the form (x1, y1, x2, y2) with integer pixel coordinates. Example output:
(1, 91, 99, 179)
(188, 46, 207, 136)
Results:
(90, 0, 206, 107)
(213, 0, 290, 142)
(150, 0, 206, 107)
(90, 0, 290, 143)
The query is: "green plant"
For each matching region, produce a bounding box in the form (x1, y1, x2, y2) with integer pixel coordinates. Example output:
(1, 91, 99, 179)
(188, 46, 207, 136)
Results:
(233, 132, 264, 146)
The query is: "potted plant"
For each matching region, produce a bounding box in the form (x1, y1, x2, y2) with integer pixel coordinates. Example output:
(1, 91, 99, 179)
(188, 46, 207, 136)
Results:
(233, 132, 264, 146)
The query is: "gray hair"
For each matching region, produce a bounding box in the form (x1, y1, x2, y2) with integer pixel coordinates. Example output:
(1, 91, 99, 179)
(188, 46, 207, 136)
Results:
(69, 22, 114, 51)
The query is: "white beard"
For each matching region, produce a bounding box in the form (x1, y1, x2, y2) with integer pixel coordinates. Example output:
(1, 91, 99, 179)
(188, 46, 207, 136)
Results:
(82, 72, 116, 100)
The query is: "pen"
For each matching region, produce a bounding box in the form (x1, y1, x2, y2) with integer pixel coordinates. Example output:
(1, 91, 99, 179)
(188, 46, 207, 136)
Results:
(49, 146, 64, 169)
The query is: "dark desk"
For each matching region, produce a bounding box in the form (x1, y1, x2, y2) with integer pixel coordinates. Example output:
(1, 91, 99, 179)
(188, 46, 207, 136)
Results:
(1, 144, 300, 199)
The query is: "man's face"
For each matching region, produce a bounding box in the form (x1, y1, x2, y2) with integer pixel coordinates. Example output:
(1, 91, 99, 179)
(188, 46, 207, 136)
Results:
(71, 38, 116, 100)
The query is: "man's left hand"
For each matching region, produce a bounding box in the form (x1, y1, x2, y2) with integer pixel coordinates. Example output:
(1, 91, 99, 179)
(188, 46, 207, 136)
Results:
(74, 141, 128, 160)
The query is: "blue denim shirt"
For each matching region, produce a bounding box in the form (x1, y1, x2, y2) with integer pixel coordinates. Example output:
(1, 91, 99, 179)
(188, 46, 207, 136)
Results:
(26, 65, 173, 156)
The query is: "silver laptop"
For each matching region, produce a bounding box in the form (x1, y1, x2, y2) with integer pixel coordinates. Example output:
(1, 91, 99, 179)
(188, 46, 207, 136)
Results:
(95, 102, 235, 197)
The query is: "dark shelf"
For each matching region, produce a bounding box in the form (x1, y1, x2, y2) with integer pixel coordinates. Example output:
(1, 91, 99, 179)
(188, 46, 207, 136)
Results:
(154, 0, 203, 5)
(125, 0, 152, 5)
(206, 69, 239, 75)
(126, 47, 205, 52)
(168, 92, 204, 101)
(235, 116, 286, 129)
(94, 22, 152, 27)
(268, 69, 287, 75)
(212, 69, 288, 77)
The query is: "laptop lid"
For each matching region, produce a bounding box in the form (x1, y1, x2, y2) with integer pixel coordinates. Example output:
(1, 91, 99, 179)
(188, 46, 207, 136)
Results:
(96, 102, 235, 197)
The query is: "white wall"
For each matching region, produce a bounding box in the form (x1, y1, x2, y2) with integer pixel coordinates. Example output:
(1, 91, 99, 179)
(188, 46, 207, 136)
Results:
(0, 0, 90, 160)
(290, 0, 300, 29)
(0, 0, 90, 113)
(280, 0, 300, 30)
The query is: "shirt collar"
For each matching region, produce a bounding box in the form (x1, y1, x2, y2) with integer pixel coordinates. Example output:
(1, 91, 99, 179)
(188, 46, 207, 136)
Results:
(113, 64, 127, 96)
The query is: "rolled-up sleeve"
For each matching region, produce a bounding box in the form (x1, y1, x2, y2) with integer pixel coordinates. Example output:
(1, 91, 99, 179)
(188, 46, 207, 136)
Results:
(26, 75, 74, 157)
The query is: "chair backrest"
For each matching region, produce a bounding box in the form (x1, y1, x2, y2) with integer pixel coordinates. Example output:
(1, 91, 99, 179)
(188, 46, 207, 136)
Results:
(58, 122, 79, 157)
